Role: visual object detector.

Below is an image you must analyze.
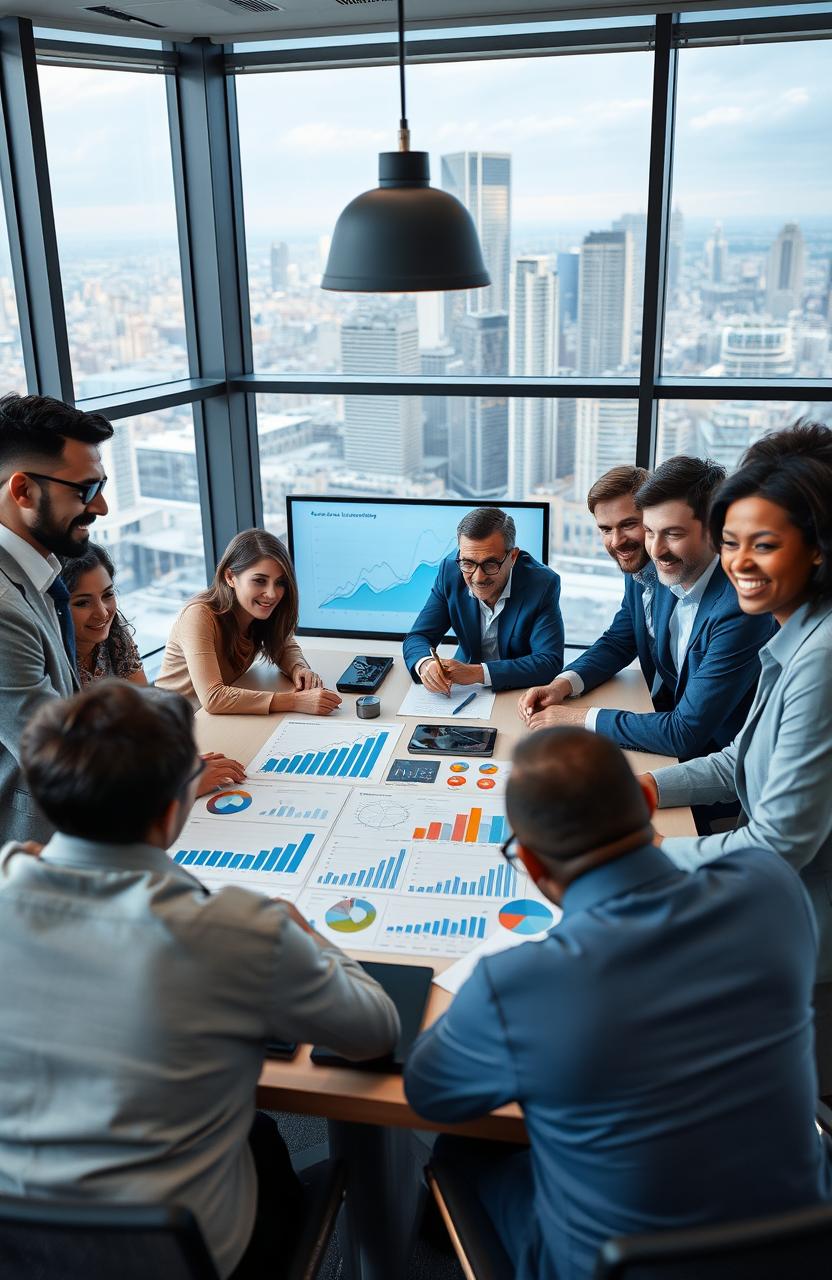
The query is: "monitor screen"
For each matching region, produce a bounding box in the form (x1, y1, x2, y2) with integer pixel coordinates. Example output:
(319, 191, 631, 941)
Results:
(287, 496, 549, 639)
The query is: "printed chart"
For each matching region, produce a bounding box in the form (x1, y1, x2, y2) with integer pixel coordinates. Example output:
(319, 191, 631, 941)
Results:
(190, 778, 347, 830)
(385, 757, 512, 794)
(171, 817, 326, 895)
(247, 719, 402, 787)
(335, 787, 508, 847)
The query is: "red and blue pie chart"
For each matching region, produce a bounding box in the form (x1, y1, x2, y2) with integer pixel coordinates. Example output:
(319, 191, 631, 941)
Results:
(207, 789, 252, 816)
(498, 898, 554, 935)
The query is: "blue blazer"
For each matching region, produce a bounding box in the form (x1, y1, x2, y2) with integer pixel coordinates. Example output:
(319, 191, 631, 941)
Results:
(573, 564, 775, 760)
(568, 572, 656, 694)
(403, 550, 564, 692)
(405, 846, 832, 1280)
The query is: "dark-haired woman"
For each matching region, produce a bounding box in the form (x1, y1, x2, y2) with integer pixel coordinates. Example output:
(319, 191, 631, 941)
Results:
(640, 421, 832, 980)
(64, 544, 147, 687)
(157, 528, 341, 716)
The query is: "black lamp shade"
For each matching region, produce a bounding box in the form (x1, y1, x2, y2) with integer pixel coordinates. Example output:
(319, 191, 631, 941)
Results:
(321, 150, 490, 293)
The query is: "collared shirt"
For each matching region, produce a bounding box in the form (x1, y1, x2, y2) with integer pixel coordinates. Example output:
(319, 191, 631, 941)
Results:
(0, 522, 61, 594)
(0, 833, 399, 1278)
(416, 566, 514, 688)
(667, 555, 719, 675)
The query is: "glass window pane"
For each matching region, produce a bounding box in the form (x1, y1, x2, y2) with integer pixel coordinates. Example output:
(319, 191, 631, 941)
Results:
(255, 392, 637, 647)
(92, 405, 207, 660)
(663, 39, 832, 378)
(38, 66, 189, 398)
(34, 27, 164, 49)
(237, 49, 652, 381)
(0, 176, 27, 394)
(656, 399, 832, 472)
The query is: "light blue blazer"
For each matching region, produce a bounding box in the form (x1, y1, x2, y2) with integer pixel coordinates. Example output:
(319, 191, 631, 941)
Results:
(654, 600, 832, 980)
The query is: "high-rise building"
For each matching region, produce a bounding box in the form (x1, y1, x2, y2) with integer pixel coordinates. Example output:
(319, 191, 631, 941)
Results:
(667, 206, 684, 299)
(440, 151, 511, 361)
(574, 399, 638, 500)
(270, 241, 289, 292)
(577, 230, 633, 376)
(341, 305, 422, 477)
(696, 402, 786, 472)
(704, 221, 729, 285)
(556, 250, 580, 367)
(720, 322, 794, 378)
(613, 212, 647, 363)
(508, 256, 558, 496)
(766, 222, 805, 319)
(450, 312, 509, 498)
(421, 345, 461, 462)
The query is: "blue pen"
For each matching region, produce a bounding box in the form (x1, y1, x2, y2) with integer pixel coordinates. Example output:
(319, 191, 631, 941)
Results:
(452, 691, 477, 716)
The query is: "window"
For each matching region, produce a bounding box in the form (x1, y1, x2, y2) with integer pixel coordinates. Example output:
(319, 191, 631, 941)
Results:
(38, 66, 189, 398)
(0, 185, 27, 395)
(663, 37, 832, 378)
(656, 399, 832, 472)
(89, 405, 206, 657)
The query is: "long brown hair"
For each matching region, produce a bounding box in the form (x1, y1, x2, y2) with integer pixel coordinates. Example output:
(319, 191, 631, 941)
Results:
(197, 529, 299, 669)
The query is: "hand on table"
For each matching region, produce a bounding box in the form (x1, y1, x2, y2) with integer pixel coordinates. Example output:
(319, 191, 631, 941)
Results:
(292, 687, 342, 716)
(517, 676, 573, 723)
(197, 752, 246, 795)
(292, 665, 323, 691)
(441, 659, 484, 686)
(527, 704, 588, 731)
(420, 659, 453, 696)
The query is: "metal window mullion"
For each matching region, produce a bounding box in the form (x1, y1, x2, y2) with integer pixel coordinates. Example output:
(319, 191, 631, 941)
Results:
(0, 16, 73, 400)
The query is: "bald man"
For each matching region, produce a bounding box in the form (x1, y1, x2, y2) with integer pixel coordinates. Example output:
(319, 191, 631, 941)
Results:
(405, 728, 832, 1280)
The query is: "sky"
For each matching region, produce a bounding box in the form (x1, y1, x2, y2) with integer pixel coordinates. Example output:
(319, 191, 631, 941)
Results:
(28, 33, 832, 245)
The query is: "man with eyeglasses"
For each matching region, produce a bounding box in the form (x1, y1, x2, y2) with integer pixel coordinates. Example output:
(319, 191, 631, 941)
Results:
(403, 506, 564, 694)
(405, 726, 832, 1280)
(0, 392, 112, 844)
(0, 681, 399, 1279)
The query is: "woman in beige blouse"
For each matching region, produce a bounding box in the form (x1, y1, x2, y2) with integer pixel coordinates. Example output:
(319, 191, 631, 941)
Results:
(157, 529, 342, 716)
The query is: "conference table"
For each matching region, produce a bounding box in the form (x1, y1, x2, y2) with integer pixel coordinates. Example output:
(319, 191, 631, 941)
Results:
(194, 641, 696, 1280)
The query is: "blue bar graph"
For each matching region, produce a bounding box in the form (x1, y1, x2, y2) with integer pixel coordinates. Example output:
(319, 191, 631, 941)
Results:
(174, 832, 315, 877)
(318, 847, 406, 891)
(260, 804, 328, 820)
(385, 914, 487, 940)
(260, 731, 389, 780)
(408, 862, 516, 899)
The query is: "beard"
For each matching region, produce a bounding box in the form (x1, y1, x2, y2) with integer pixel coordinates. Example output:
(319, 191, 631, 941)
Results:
(31, 492, 96, 560)
(609, 540, 649, 574)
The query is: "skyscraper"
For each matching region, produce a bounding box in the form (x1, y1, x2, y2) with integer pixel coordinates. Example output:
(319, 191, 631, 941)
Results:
(450, 313, 509, 498)
(341, 304, 422, 477)
(704, 221, 728, 285)
(577, 230, 633, 376)
(613, 212, 647, 363)
(441, 151, 511, 318)
(667, 206, 684, 300)
(767, 222, 805, 319)
(270, 241, 289, 292)
(574, 400, 638, 500)
(508, 256, 558, 496)
(556, 249, 580, 367)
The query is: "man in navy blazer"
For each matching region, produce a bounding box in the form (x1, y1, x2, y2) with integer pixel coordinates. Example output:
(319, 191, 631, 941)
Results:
(405, 728, 832, 1280)
(403, 506, 563, 693)
(519, 457, 774, 760)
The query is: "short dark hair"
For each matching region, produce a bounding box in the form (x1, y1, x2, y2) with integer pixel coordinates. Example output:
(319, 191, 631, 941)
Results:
(21, 682, 197, 844)
(709, 420, 832, 609)
(456, 507, 516, 549)
(0, 392, 113, 476)
(506, 727, 650, 862)
(635, 455, 726, 525)
(587, 465, 650, 515)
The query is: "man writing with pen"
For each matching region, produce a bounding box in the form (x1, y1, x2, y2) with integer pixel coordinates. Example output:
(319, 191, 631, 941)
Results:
(403, 507, 564, 696)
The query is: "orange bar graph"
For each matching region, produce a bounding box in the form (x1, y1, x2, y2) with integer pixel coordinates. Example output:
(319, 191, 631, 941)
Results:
(451, 813, 467, 841)
(464, 807, 482, 843)
(413, 827, 427, 839)
(426, 822, 442, 840)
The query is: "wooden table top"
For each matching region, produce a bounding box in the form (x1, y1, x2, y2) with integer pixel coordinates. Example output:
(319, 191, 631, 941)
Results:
(194, 641, 695, 1141)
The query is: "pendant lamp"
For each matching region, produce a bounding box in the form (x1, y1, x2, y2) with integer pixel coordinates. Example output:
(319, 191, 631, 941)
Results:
(321, 0, 490, 293)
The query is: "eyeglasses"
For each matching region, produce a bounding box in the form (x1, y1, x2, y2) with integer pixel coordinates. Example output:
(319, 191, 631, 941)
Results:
(24, 472, 107, 505)
(500, 833, 521, 866)
(180, 756, 207, 795)
(456, 551, 511, 577)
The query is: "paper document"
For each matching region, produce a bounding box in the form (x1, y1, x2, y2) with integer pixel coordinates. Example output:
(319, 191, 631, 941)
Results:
(434, 906, 561, 995)
(397, 682, 496, 720)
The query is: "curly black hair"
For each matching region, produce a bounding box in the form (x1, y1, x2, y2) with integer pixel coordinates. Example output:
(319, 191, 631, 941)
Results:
(62, 542, 138, 663)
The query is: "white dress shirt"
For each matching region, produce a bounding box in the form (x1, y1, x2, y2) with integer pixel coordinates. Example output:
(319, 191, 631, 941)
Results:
(667, 556, 719, 675)
(416, 568, 514, 688)
(0, 522, 61, 594)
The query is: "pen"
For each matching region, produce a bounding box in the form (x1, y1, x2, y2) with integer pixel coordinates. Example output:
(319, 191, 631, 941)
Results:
(452, 691, 477, 716)
(430, 646, 450, 678)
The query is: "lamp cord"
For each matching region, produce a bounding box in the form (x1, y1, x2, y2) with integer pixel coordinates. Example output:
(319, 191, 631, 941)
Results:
(397, 0, 409, 148)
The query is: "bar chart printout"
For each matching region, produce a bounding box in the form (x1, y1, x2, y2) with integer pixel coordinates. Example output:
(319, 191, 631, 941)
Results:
(247, 719, 402, 786)
(170, 818, 324, 895)
(405, 850, 517, 899)
(412, 806, 506, 845)
(375, 900, 500, 956)
(190, 779, 345, 831)
(315, 841, 408, 892)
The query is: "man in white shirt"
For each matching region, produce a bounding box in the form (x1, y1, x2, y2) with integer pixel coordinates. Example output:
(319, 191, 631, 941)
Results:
(519, 457, 775, 762)
(0, 392, 112, 843)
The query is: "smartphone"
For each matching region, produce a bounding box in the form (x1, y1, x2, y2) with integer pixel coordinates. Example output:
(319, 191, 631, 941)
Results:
(336, 656, 394, 694)
(408, 723, 497, 757)
(264, 1040, 299, 1061)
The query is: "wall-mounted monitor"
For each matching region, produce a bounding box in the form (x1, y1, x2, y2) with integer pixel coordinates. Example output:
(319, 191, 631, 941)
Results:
(286, 496, 550, 640)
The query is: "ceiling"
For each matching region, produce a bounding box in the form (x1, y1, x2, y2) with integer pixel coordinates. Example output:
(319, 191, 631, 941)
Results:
(1, 0, 807, 46)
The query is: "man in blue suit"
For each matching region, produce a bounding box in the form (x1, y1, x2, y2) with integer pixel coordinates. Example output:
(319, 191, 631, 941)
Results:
(403, 506, 563, 693)
(519, 457, 774, 760)
(405, 728, 832, 1280)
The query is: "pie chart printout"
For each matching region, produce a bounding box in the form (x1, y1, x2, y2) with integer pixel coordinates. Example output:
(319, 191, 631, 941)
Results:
(498, 898, 554, 935)
(206, 790, 252, 816)
(325, 897, 377, 934)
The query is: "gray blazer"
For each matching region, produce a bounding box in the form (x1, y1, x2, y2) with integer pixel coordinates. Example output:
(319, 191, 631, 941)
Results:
(654, 600, 832, 981)
(0, 546, 78, 844)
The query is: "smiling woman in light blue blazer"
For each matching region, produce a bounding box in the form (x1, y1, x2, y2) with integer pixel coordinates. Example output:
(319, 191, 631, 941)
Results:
(642, 422, 832, 981)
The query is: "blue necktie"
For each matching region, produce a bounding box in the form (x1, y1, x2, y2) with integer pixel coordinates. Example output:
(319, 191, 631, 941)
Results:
(47, 575, 77, 673)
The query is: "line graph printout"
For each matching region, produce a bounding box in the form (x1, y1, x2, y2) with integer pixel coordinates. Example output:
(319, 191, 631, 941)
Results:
(189, 778, 347, 831)
(170, 817, 326, 895)
(333, 787, 508, 846)
(247, 719, 403, 786)
(288, 499, 546, 635)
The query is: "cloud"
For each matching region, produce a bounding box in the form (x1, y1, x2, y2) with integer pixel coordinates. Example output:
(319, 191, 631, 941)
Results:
(689, 86, 810, 131)
(281, 122, 388, 151)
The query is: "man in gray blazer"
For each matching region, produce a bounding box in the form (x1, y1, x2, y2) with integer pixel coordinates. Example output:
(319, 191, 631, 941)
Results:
(0, 682, 399, 1279)
(0, 392, 112, 842)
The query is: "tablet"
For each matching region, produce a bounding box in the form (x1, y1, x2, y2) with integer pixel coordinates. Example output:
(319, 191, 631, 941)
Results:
(408, 723, 497, 757)
(311, 960, 433, 1074)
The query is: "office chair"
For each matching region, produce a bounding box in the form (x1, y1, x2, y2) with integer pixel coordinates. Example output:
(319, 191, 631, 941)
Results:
(594, 1200, 832, 1278)
(425, 1155, 514, 1280)
(0, 1157, 345, 1280)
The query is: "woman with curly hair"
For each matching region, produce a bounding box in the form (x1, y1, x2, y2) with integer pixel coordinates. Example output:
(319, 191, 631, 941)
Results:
(63, 543, 146, 687)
